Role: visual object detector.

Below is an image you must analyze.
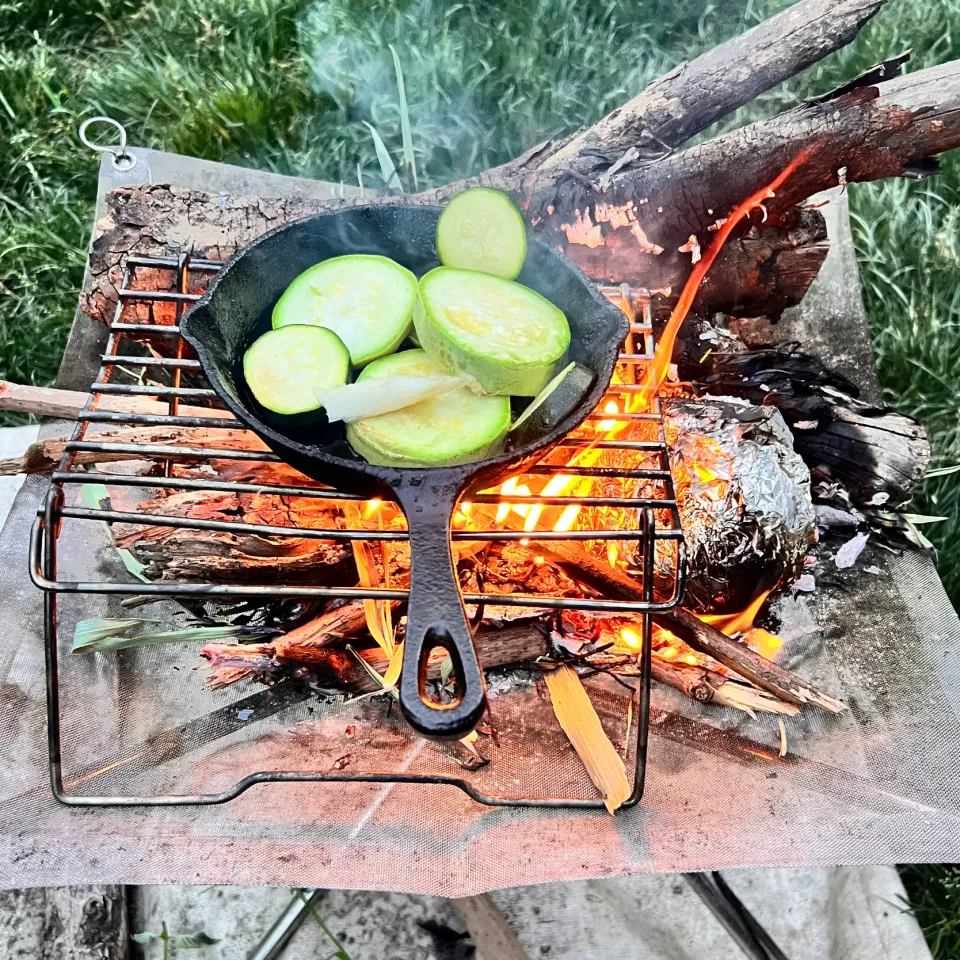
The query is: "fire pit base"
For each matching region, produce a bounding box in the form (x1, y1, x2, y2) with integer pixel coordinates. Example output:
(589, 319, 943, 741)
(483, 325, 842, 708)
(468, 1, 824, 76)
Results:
(1, 152, 959, 898)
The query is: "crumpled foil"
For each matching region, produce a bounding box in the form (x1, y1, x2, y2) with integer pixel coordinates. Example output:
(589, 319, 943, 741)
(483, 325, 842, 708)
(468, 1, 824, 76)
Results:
(662, 396, 816, 612)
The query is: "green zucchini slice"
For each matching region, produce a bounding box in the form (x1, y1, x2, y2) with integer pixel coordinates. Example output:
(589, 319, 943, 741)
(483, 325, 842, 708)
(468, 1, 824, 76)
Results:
(243, 325, 350, 416)
(346, 349, 511, 468)
(436, 187, 527, 280)
(272, 254, 418, 368)
(509, 362, 595, 447)
(414, 267, 570, 396)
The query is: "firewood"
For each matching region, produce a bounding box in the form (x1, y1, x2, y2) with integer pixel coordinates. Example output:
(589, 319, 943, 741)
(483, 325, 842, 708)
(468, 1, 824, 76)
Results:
(650, 658, 799, 717)
(203, 619, 800, 716)
(682, 348, 931, 504)
(110, 487, 353, 584)
(537, 0, 889, 177)
(0, 380, 234, 422)
(0, 424, 266, 476)
(537, 540, 846, 713)
(88, 0, 953, 329)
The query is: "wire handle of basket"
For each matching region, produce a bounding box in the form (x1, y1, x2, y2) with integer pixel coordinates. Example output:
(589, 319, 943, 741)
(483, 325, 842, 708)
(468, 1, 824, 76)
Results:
(78, 116, 137, 171)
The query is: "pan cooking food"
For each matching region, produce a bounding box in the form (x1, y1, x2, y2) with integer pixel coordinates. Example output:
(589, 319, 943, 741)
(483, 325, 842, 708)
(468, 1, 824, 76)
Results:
(181, 196, 626, 738)
(241, 189, 574, 467)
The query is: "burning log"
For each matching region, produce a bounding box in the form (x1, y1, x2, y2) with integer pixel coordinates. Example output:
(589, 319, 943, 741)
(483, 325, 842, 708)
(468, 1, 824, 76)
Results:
(680, 348, 931, 505)
(202, 623, 545, 692)
(83, 0, 960, 329)
(202, 619, 797, 716)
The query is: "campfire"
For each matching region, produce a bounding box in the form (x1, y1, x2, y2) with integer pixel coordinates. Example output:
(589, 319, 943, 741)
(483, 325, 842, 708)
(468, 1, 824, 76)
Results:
(17, 192, 875, 809)
(7, 0, 950, 811)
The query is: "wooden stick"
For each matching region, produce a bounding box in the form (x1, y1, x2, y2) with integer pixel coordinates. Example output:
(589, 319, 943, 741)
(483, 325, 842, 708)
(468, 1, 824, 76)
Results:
(451, 895, 531, 960)
(539, 541, 846, 714)
(0, 424, 267, 476)
(650, 657, 799, 717)
(0, 380, 234, 421)
(542, 0, 888, 173)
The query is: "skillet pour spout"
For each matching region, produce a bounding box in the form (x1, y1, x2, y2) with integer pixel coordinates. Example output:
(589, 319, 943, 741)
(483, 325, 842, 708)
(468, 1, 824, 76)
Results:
(181, 203, 627, 740)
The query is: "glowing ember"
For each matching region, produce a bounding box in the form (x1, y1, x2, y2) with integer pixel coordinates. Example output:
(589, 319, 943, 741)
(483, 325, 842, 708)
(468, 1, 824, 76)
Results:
(619, 626, 642, 650)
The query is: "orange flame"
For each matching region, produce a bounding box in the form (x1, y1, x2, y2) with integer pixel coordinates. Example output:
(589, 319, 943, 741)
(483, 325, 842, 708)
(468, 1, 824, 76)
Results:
(632, 147, 815, 412)
(701, 586, 773, 637)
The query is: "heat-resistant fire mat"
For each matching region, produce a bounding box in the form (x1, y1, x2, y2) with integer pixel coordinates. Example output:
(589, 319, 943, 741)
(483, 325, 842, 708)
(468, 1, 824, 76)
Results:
(29, 250, 685, 810)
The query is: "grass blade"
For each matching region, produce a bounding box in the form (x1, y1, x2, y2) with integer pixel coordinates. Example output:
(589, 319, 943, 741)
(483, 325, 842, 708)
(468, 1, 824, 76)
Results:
(924, 464, 960, 478)
(361, 121, 402, 193)
(544, 664, 631, 814)
(73, 622, 272, 654)
(389, 44, 417, 192)
(80, 483, 149, 581)
(72, 618, 158, 653)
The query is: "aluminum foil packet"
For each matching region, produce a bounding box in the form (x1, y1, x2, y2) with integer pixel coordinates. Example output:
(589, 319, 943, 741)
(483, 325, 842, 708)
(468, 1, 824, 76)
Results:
(662, 396, 816, 611)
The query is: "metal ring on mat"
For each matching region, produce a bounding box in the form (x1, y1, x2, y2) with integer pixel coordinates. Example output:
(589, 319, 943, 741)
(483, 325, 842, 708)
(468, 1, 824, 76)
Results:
(78, 116, 137, 171)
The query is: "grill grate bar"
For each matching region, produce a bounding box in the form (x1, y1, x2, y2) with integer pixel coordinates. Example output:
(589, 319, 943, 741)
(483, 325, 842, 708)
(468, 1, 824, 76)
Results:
(91, 383, 219, 399)
(56, 505, 683, 542)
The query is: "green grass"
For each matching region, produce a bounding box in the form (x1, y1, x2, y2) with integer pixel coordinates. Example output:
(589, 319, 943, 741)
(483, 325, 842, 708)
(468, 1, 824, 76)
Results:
(3, 0, 960, 950)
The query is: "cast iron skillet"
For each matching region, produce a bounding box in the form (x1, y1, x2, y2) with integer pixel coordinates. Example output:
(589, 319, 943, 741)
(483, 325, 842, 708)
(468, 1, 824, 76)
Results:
(181, 204, 626, 740)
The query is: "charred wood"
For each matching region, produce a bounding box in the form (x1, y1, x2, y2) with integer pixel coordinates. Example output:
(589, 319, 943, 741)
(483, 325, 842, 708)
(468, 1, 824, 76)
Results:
(682, 347, 931, 504)
(537, 540, 846, 713)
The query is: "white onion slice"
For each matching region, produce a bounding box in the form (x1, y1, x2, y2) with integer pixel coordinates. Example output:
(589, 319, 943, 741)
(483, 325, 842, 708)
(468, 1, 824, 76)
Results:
(315, 375, 466, 423)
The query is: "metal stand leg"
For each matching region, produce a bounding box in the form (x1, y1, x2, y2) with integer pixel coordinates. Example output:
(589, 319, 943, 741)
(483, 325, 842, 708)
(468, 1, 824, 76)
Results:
(684, 872, 790, 960)
(247, 889, 323, 960)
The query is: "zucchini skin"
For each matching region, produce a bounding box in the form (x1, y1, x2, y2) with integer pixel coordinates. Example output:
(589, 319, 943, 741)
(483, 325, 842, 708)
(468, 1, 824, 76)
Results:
(413, 268, 570, 396)
(346, 422, 509, 468)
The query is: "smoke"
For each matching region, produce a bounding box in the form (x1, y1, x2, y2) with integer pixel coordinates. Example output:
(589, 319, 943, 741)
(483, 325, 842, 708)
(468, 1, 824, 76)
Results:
(298, 0, 750, 190)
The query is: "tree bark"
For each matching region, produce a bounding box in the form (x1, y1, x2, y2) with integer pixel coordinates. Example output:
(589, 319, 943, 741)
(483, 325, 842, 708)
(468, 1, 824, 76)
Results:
(542, 0, 890, 173)
(110, 487, 354, 584)
(0, 887, 128, 960)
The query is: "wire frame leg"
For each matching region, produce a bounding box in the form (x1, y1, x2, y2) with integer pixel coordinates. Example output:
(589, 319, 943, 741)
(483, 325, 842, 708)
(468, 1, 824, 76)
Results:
(683, 872, 790, 960)
(247, 889, 323, 960)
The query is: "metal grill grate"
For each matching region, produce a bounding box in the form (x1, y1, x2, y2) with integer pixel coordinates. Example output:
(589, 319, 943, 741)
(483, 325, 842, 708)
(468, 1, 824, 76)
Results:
(31, 252, 684, 808)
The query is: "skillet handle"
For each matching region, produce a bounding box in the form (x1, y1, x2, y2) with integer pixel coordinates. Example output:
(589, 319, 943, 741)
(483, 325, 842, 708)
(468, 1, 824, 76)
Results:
(393, 479, 486, 740)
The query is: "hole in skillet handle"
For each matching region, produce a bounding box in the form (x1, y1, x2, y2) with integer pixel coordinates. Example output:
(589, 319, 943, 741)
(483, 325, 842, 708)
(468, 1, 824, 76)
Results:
(394, 477, 486, 740)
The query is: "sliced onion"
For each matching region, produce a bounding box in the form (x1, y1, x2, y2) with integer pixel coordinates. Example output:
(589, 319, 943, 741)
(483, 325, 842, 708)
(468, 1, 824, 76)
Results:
(316, 375, 466, 423)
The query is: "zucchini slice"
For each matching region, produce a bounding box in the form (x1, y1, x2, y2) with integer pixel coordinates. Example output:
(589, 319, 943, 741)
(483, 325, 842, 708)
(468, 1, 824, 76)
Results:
(436, 187, 527, 280)
(509, 362, 595, 447)
(243, 325, 350, 416)
(346, 350, 511, 468)
(414, 267, 570, 396)
(272, 254, 418, 368)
